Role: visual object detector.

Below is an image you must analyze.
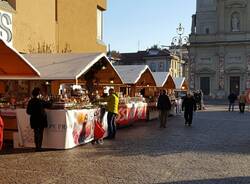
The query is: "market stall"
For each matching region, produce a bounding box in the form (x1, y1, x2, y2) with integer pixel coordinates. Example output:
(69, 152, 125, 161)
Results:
(114, 65, 156, 125)
(0, 39, 40, 141)
(173, 77, 188, 97)
(0, 51, 124, 148)
(151, 72, 176, 119)
(12, 53, 123, 149)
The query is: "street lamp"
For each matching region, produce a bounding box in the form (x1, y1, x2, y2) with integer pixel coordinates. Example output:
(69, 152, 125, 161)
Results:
(171, 23, 189, 77)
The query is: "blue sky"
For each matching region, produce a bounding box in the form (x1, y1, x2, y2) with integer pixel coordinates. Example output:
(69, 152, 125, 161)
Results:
(104, 0, 196, 53)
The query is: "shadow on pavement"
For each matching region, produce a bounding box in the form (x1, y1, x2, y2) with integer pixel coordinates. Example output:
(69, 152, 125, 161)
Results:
(0, 141, 62, 155)
(157, 176, 250, 184)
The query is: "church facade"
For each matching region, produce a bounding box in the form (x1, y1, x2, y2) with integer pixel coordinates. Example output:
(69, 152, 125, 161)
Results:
(189, 0, 250, 98)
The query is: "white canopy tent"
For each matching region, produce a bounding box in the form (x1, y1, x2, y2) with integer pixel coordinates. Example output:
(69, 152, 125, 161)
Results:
(173, 77, 188, 90)
(152, 72, 175, 89)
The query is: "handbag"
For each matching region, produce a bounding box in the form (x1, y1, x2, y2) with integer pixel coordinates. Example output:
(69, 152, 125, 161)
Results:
(94, 121, 105, 139)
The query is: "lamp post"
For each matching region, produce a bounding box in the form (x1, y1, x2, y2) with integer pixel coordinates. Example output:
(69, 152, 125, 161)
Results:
(171, 23, 189, 77)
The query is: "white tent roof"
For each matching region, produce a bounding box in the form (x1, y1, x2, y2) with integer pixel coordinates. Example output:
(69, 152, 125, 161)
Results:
(152, 72, 171, 87)
(114, 65, 150, 84)
(173, 77, 186, 89)
(22, 53, 120, 80)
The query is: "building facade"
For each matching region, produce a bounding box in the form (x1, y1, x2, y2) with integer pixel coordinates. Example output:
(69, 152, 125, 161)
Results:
(116, 48, 183, 78)
(0, 0, 106, 53)
(189, 0, 250, 98)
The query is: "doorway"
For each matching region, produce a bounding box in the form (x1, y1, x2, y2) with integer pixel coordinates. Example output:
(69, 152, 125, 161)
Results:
(200, 77, 210, 95)
(230, 76, 240, 95)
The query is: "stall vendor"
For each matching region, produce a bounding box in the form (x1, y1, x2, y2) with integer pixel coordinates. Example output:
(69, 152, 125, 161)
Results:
(106, 88, 119, 139)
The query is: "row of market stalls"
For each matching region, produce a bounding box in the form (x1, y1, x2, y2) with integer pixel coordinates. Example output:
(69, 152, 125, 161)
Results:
(0, 39, 188, 149)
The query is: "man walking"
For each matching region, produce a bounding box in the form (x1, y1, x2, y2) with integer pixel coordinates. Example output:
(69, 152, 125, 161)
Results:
(157, 90, 171, 128)
(238, 91, 247, 113)
(228, 92, 237, 112)
(182, 92, 196, 126)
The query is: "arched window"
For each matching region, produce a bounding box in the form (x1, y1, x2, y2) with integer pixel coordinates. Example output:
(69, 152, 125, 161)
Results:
(231, 12, 240, 32)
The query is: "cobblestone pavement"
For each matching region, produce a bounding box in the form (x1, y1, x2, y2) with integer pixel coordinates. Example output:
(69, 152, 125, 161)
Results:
(1, 105, 250, 184)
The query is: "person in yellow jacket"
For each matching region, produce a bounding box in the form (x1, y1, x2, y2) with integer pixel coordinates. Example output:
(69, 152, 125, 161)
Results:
(106, 88, 119, 139)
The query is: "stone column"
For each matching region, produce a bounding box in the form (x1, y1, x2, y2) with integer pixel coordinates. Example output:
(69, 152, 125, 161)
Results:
(218, 54, 225, 90)
(189, 55, 196, 90)
(216, 54, 226, 98)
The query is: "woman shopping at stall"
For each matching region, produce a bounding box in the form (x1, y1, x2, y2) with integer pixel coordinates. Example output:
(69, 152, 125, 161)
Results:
(26, 88, 51, 151)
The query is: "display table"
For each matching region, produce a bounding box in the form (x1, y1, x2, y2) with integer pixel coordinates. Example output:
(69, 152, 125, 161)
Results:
(116, 102, 147, 126)
(15, 108, 108, 149)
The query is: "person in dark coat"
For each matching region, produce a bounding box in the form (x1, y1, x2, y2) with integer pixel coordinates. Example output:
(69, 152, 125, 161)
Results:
(228, 92, 237, 112)
(26, 88, 51, 151)
(182, 92, 196, 126)
(157, 90, 172, 128)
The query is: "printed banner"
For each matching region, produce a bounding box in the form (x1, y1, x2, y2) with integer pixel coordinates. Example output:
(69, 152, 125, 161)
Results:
(116, 103, 147, 126)
(16, 108, 108, 149)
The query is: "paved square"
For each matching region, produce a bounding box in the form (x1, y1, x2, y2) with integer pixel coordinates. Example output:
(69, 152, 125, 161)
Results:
(1, 105, 250, 184)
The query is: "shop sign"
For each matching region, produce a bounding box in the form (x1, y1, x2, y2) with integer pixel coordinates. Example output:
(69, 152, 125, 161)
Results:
(0, 10, 12, 45)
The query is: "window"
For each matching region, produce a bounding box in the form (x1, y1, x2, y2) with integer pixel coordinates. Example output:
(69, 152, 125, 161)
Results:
(97, 8, 103, 40)
(205, 28, 210, 34)
(150, 63, 156, 72)
(55, 0, 58, 22)
(158, 62, 164, 71)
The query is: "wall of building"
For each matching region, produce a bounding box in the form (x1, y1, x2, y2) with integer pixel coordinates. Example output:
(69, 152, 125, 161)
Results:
(190, 0, 250, 99)
(1, 0, 107, 53)
(56, 0, 107, 53)
(12, 0, 56, 53)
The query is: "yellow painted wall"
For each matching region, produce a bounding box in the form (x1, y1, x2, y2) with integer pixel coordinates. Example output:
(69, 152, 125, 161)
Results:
(12, 0, 56, 53)
(57, 0, 107, 53)
(1, 0, 107, 53)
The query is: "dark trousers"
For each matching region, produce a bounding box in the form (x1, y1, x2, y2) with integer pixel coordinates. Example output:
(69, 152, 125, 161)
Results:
(34, 128, 44, 150)
(184, 110, 193, 124)
(239, 103, 245, 113)
(107, 112, 117, 138)
(228, 102, 235, 111)
(159, 110, 168, 127)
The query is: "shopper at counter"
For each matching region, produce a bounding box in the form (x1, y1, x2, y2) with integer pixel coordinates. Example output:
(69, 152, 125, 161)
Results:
(157, 90, 171, 128)
(26, 88, 51, 151)
(106, 88, 119, 139)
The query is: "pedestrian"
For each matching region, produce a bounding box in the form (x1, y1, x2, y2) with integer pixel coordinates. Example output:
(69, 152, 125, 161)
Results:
(182, 92, 196, 126)
(175, 96, 182, 115)
(157, 90, 172, 128)
(26, 88, 51, 151)
(228, 92, 237, 112)
(238, 91, 247, 113)
(194, 90, 202, 110)
(106, 88, 119, 139)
